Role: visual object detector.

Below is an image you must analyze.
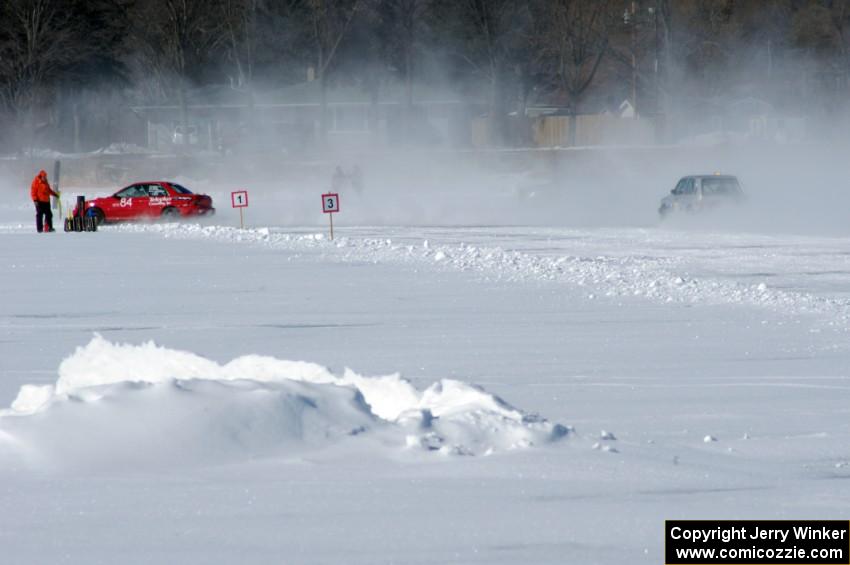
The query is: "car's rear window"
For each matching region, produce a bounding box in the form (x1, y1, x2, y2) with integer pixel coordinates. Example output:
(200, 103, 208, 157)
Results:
(169, 183, 193, 194)
(702, 178, 741, 195)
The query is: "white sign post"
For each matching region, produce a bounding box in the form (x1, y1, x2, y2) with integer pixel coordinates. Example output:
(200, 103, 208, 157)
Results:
(321, 192, 340, 240)
(231, 190, 248, 228)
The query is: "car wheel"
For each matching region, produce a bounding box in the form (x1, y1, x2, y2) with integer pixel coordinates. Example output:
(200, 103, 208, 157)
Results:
(161, 207, 180, 220)
(88, 208, 105, 225)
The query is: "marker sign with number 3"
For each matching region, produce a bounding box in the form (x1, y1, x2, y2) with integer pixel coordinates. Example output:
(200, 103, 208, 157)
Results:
(322, 193, 339, 213)
(321, 192, 340, 240)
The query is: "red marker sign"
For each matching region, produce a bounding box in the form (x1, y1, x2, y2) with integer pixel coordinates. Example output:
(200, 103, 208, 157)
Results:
(231, 190, 248, 208)
(321, 193, 340, 240)
(322, 193, 339, 214)
(231, 190, 248, 228)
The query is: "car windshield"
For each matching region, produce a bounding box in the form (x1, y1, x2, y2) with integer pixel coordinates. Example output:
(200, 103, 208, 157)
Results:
(702, 177, 741, 195)
(673, 178, 696, 195)
(169, 183, 193, 194)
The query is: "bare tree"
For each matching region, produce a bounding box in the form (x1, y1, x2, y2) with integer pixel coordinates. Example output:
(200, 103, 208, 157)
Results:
(305, 0, 363, 144)
(130, 0, 227, 148)
(0, 0, 89, 151)
(222, 0, 263, 93)
(792, 1, 850, 64)
(826, 0, 850, 92)
(374, 0, 428, 108)
(428, 0, 530, 144)
(531, 0, 616, 144)
(220, 0, 303, 86)
(676, 0, 742, 96)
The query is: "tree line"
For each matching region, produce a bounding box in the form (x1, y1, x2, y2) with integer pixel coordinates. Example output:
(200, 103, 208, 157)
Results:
(1, 0, 849, 152)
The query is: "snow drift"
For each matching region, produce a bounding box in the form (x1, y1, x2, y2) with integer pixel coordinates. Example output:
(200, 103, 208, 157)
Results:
(0, 336, 567, 469)
(109, 223, 850, 327)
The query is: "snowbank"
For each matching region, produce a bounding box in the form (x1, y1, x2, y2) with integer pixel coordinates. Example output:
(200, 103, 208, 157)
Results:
(0, 336, 567, 469)
(113, 223, 850, 327)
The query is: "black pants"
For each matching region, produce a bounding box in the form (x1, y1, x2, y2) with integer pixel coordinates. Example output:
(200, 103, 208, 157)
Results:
(34, 200, 53, 232)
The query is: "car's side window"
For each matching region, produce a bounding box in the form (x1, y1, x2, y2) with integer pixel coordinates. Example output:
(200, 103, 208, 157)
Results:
(681, 178, 696, 195)
(115, 185, 143, 198)
(703, 178, 740, 195)
(148, 184, 168, 197)
(672, 179, 686, 194)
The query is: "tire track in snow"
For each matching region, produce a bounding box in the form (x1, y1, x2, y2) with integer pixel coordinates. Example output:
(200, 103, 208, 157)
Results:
(106, 223, 850, 328)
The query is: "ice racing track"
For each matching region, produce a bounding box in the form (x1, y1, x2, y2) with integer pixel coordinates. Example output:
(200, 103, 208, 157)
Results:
(2, 220, 850, 565)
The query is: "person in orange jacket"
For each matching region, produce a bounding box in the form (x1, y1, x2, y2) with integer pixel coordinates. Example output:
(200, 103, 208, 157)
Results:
(31, 169, 59, 232)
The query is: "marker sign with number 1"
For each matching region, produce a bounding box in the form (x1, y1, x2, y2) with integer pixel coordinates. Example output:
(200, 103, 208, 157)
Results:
(231, 190, 248, 229)
(231, 191, 248, 208)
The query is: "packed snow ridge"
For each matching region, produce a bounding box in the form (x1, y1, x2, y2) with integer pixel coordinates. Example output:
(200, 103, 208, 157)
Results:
(119, 223, 850, 326)
(0, 336, 567, 469)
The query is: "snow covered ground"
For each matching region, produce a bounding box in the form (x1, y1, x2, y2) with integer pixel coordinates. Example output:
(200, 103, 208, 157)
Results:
(1, 201, 850, 563)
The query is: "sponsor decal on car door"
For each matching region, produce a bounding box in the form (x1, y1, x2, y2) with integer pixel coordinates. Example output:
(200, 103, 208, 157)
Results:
(147, 184, 172, 215)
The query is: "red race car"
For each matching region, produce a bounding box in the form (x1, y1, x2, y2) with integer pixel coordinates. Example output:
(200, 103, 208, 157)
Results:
(84, 181, 215, 224)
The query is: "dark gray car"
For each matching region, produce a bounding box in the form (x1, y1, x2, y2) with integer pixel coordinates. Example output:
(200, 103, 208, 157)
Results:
(659, 175, 744, 217)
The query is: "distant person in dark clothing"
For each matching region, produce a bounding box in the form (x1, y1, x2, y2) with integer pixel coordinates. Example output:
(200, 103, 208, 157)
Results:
(30, 169, 59, 233)
(350, 165, 363, 193)
(331, 166, 346, 191)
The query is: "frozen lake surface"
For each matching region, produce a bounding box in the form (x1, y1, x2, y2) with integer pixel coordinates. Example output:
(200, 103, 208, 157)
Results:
(2, 217, 849, 564)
